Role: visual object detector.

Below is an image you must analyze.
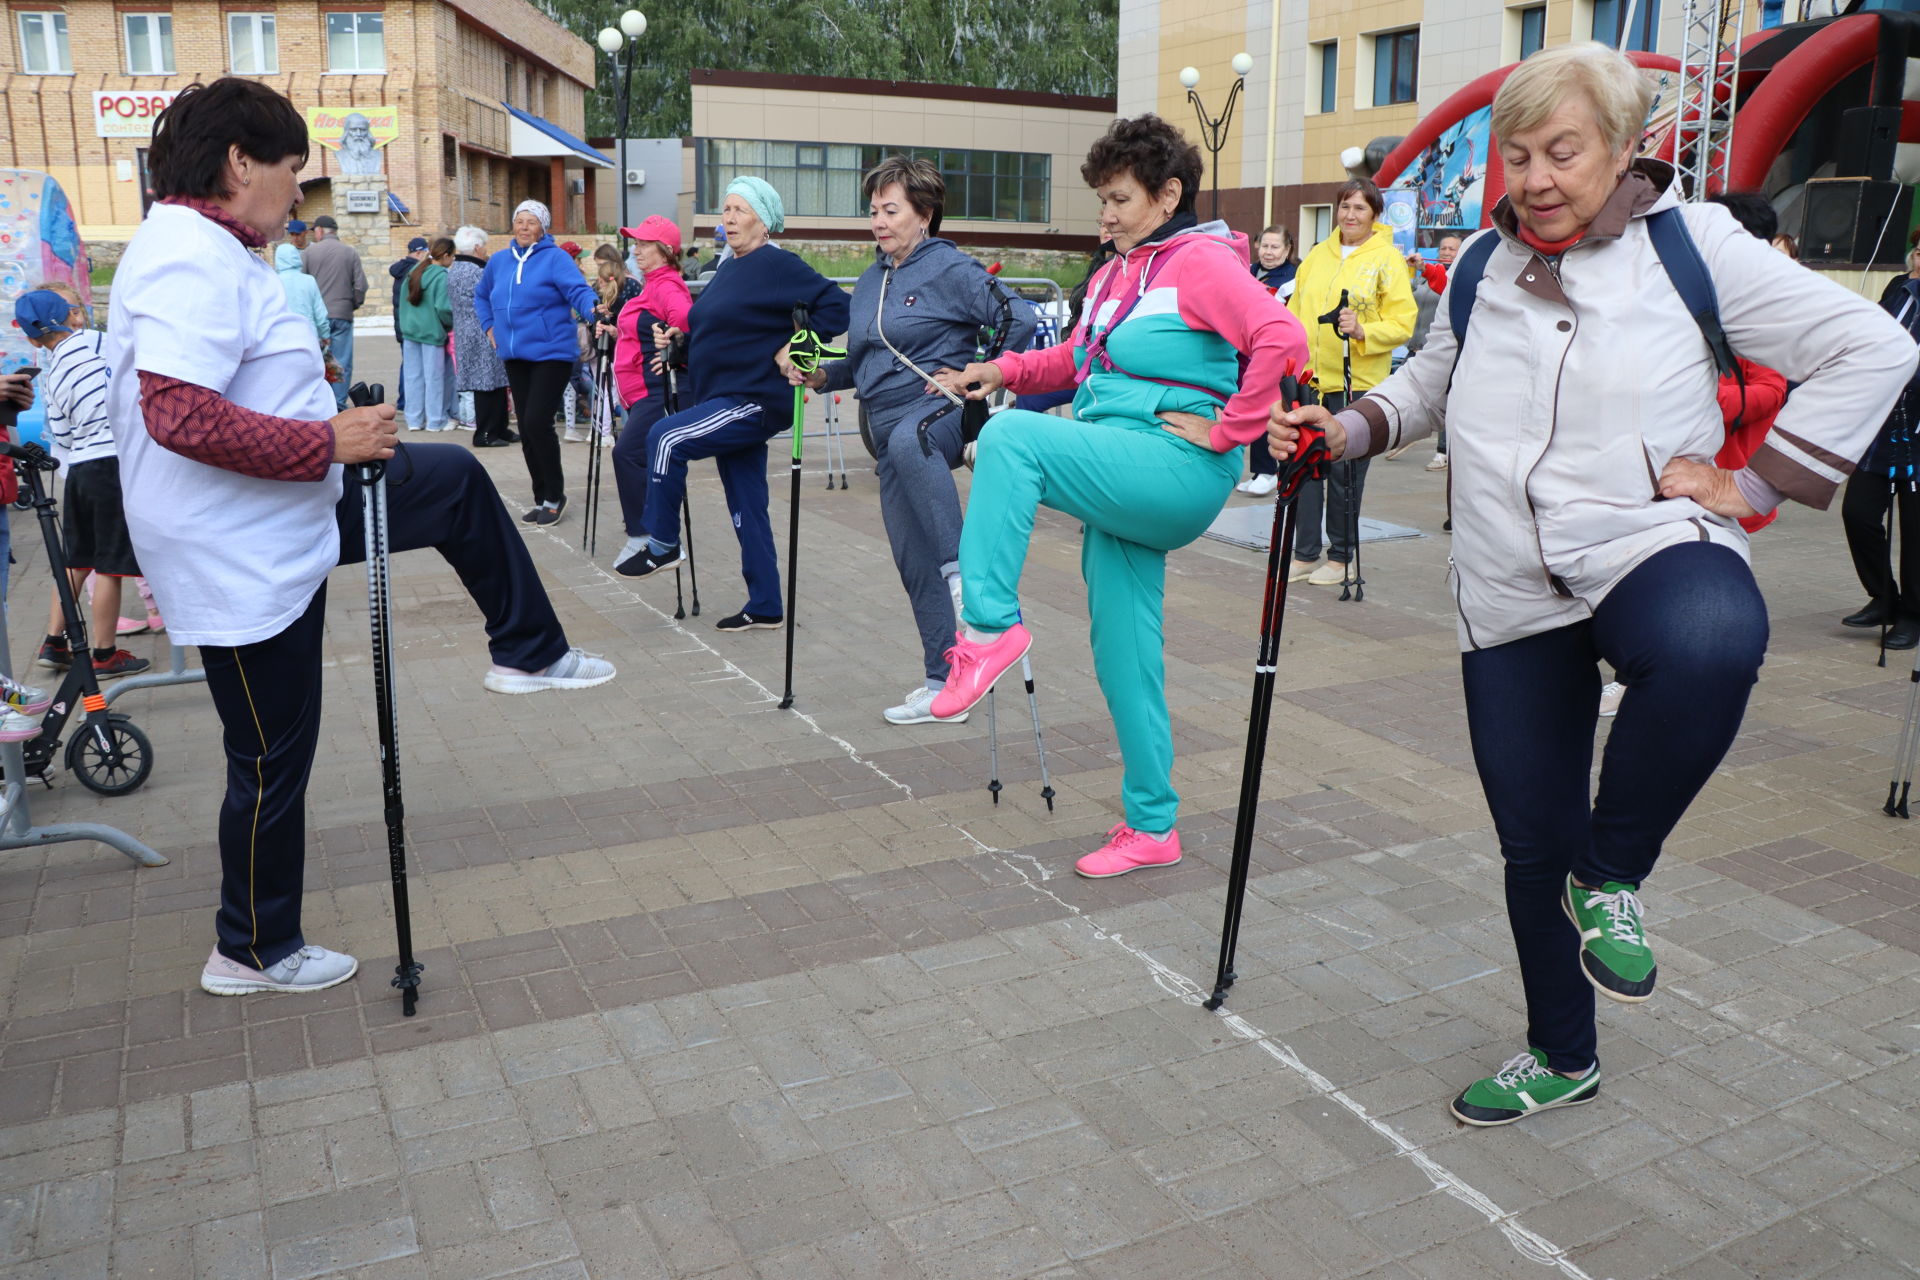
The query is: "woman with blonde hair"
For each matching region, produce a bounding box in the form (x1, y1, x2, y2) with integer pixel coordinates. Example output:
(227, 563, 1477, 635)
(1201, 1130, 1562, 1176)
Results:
(1269, 42, 1914, 1126)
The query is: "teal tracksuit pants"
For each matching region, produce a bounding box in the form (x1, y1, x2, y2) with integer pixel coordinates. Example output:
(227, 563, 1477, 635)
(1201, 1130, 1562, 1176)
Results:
(959, 410, 1241, 833)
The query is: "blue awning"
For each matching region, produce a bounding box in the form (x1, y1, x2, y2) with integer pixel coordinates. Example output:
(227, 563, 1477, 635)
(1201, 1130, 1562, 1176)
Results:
(502, 102, 612, 169)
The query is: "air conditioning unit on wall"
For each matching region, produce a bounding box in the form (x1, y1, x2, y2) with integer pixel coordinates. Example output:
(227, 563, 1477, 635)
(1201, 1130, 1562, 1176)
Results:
(625, 168, 645, 187)
(568, 177, 586, 195)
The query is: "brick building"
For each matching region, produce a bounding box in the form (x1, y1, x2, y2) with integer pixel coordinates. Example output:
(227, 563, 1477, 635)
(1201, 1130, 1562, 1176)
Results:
(2, 0, 610, 310)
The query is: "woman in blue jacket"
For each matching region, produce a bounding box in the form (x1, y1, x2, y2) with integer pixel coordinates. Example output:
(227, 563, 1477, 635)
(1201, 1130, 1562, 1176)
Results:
(474, 200, 599, 525)
(785, 155, 1032, 723)
(613, 177, 849, 633)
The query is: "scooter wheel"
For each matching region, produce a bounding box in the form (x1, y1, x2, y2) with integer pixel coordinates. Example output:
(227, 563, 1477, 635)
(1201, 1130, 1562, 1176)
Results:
(66, 714, 153, 796)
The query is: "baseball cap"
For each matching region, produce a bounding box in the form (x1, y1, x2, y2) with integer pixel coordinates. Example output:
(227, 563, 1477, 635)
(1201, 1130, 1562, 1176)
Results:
(713, 226, 727, 244)
(406, 236, 429, 252)
(286, 219, 308, 234)
(559, 240, 583, 258)
(13, 290, 74, 341)
(313, 215, 339, 229)
(618, 215, 682, 257)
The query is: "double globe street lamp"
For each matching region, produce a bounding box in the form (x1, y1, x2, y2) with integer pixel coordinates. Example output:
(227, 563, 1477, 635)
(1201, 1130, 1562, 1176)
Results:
(596, 9, 649, 234)
(1180, 52, 1253, 224)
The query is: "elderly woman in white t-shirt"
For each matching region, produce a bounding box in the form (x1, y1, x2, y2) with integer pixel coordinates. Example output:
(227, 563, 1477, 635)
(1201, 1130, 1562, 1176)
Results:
(107, 79, 617, 1001)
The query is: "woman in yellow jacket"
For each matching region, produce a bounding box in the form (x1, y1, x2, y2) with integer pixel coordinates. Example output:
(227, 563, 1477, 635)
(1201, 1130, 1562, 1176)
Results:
(1287, 178, 1417, 585)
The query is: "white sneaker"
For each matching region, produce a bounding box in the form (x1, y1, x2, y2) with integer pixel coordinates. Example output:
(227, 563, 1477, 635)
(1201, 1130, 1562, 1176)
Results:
(1237, 474, 1278, 497)
(200, 944, 359, 996)
(885, 686, 967, 725)
(1288, 559, 1317, 583)
(1307, 561, 1349, 586)
(1426, 452, 1449, 472)
(0, 708, 42, 743)
(483, 647, 616, 694)
(1599, 681, 1625, 718)
(562, 428, 587, 443)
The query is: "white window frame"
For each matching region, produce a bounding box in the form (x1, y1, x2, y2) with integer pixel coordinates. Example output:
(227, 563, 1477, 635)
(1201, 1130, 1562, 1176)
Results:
(16, 10, 70, 74)
(228, 12, 279, 75)
(123, 12, 175, 77)
(1301, 204, 1332, 250)
(1307, 40, 1338, 116)
(326, 11, 386, 74)
(1364, 26, 1419, 109)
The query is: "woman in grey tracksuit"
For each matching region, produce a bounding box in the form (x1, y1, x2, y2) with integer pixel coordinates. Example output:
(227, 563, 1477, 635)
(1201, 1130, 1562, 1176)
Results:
(785, 155, 1033, 725)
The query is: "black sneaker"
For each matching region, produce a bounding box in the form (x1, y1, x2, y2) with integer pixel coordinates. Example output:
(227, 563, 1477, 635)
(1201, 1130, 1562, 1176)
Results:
(521, 505, 543, 523)
(93, 649, 152, 679)
(532, 497, 567, 527)
(715, 610, 783, 632)
(614, 544, 686, 578)
(36, 638, 71, 671)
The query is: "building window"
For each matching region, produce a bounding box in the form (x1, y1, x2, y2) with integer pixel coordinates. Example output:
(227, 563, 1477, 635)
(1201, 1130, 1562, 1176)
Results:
(1311, 41, 1338, 115)
(229, 13, 278, 75)
(1302, 204, 1332, 249)
(697, 140, 1051, 223)
(1592, 0, 1658, 51)
(1517, 5, 1546, 58)
(123, 12, 174, 76)
(16, 11, 70, 74)
(442, 135, 458, 180)
(1371, 28, 1419, 107)
(327, 12, 385, 73)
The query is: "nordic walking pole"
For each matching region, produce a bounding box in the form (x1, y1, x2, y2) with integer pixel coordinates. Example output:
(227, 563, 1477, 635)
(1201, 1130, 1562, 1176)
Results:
(1887, 637, 1920, 819)
(581, 327, 615, 556)
(1207, 375, 1327, 1011)
(662, 366, 689, 621)
(1316, 289, 1363, 602)
(779, 305, 847, 710)
(347, 382, 424, 1017)
(987, 690, 1002, 803)
(1019, 655, 1055, 811)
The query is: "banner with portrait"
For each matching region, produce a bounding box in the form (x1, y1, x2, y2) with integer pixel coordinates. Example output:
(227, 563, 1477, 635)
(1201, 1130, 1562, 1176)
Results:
(305, 106, 399, 178)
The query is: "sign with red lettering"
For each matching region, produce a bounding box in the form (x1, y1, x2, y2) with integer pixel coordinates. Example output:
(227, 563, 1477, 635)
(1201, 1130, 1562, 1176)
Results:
(91, 91, 181, 139)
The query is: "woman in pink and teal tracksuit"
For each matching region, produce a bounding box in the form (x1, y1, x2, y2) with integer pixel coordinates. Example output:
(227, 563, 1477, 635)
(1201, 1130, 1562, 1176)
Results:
(931, 115, 1309, 878)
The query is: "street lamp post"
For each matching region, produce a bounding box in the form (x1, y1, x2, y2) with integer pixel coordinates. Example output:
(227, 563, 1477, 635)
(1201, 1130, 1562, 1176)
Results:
(596, 9, 648, 234)
(1180, 53, 1253, 225)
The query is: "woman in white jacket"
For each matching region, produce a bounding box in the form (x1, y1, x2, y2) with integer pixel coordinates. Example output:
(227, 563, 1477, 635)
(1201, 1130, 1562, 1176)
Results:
(1270, 43, 1915, 1128)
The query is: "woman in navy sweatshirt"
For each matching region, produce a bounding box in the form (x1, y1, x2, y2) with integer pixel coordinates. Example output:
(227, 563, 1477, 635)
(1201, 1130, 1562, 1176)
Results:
(614, 177, 849, 633)
(474, 200, 600, 525)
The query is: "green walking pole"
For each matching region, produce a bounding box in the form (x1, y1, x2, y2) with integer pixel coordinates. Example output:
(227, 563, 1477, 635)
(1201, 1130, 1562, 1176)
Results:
(779, 305, 845, 711)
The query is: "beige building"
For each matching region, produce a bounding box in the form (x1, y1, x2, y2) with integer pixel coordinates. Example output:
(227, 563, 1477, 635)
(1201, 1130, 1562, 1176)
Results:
(2, 0, 609, 306)
(682, 70, 1116, 250)
(1120, 0, 1768, 244)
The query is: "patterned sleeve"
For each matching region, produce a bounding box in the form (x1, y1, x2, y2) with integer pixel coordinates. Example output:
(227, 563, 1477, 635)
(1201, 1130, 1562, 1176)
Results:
(137, 372, 336, 483)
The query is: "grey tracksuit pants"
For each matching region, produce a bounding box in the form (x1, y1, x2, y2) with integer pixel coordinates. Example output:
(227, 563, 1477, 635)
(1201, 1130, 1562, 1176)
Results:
(872, 398, 967, 686)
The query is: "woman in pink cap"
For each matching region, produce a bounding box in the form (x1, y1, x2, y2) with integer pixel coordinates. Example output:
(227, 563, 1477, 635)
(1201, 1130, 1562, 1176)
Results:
(610, 216, 693, 535)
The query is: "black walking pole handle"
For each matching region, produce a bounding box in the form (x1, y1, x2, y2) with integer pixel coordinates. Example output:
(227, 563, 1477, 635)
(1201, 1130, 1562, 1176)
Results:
(1315, 289, 1351, 331)
(348, 382, 388, 483)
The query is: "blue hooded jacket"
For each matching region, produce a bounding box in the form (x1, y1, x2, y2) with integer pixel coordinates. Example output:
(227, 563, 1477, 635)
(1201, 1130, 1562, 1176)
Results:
(472, 235, 599, 364)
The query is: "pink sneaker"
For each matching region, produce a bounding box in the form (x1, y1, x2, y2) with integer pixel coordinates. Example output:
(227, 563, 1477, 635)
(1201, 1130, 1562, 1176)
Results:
(1075, 824, 1183, 878)
(115, 616, 149, 636)
(929, 623, 1032, 720)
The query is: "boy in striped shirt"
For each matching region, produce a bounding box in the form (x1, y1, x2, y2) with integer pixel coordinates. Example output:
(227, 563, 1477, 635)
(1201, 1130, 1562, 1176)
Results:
(14, 290, 150, 678)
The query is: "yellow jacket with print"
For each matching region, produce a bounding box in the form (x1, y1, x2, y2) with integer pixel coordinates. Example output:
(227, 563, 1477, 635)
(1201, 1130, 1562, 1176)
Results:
(1288, 221, 1417, 395)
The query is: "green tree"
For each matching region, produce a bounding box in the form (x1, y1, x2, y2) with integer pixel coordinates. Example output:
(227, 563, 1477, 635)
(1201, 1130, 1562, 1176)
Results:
(539, 0, 1116, 139)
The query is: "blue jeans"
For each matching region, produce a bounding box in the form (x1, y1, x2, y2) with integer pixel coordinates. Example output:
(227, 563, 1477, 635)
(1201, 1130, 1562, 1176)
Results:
(328, 318, 356, 409)
(401, 340, 449, 432)
(1461, 541, 1767, 1073)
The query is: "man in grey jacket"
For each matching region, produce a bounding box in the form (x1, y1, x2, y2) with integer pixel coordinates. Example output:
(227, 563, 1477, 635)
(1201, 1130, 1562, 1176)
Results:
(302, 215, 368, 408)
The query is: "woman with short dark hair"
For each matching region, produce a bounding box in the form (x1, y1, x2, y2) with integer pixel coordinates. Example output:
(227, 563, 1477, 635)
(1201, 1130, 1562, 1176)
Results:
(780, 154, 1032, 725)
(104, 78, 613, 1000)
(927, 114, 1308, 876)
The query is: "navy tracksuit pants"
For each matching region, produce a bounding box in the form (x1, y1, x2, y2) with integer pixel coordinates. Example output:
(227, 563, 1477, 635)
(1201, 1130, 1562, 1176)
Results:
(614, 394, 782, 618)
(202, 445, 570, 971)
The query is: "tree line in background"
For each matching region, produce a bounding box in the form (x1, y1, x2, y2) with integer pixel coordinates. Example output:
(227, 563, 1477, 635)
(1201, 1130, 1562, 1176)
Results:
(543, 0, 1120, 139)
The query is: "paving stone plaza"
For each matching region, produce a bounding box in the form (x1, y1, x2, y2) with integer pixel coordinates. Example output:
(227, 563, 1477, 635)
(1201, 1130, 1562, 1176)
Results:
(3, 360, 1918, 1278)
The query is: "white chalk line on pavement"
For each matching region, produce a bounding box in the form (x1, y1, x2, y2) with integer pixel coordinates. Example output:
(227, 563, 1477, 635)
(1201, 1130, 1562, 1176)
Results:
(528, 517, 1605, 1279)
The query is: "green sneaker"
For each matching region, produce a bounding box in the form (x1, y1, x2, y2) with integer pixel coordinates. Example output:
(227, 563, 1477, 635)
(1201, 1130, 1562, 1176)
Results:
(1450, 1049, 1600, 1127)
(1563, 875, 1657, 1003)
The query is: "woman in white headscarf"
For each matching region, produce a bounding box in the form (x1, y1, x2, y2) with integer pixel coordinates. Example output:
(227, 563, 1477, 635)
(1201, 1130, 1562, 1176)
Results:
(473, 199, 599, 525)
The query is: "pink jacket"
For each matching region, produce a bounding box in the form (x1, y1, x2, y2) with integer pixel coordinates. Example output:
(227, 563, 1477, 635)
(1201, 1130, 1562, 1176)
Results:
(614, 264, 693, 404)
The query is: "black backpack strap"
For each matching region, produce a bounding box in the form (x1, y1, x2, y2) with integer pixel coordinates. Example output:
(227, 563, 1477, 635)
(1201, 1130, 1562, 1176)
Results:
(1645, 205, 1736, 379)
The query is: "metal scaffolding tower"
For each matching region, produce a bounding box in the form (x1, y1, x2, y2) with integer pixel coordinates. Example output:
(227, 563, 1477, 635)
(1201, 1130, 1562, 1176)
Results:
(1674, 0, 1747, 198)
